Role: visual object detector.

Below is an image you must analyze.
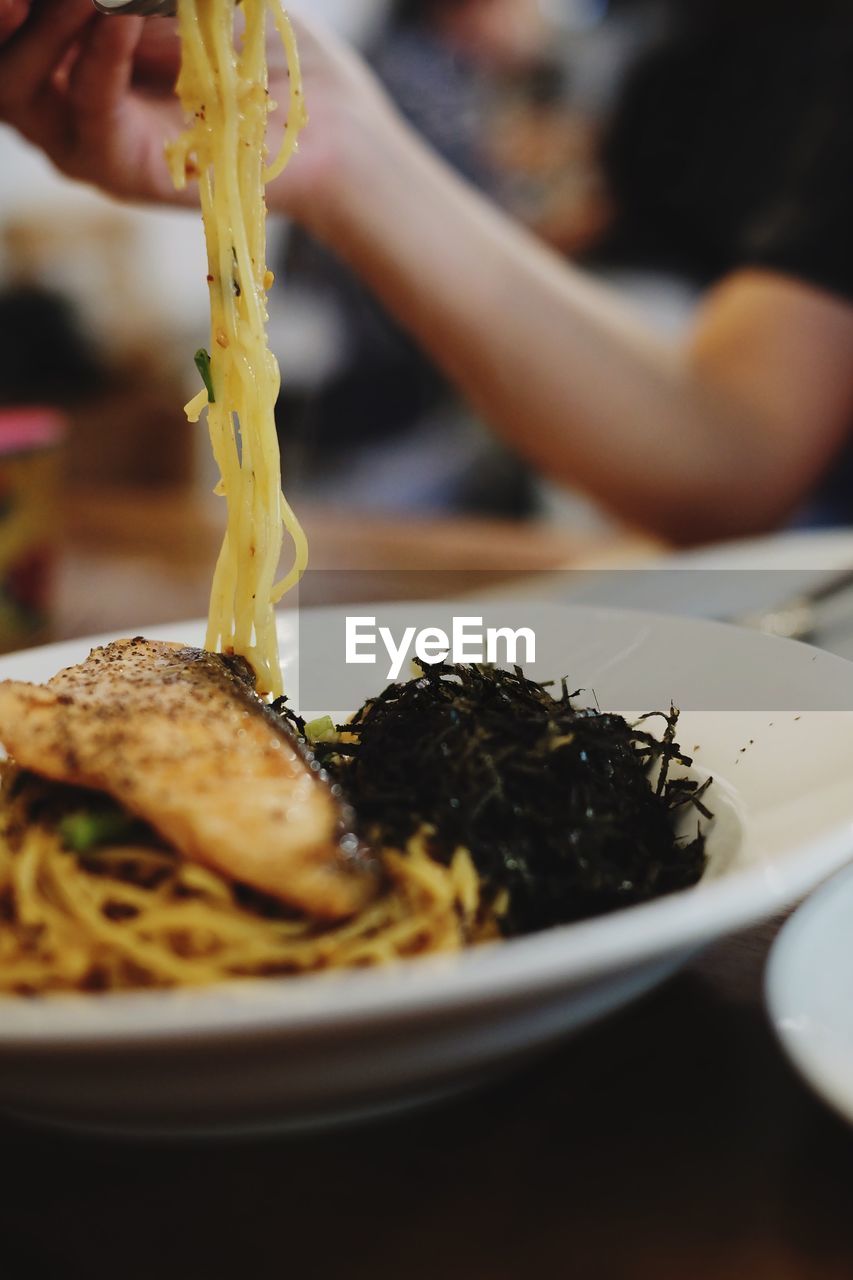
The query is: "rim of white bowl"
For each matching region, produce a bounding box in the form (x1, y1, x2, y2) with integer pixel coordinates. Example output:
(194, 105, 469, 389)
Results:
(0, 604, 851, 1047)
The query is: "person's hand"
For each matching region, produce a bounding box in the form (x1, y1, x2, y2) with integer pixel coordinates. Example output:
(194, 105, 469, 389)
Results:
(0, 0, 188, 202)
(0, 0, 398, 224)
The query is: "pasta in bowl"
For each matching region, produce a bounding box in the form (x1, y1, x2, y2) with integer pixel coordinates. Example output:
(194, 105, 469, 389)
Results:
(0, 627, 707, 994)
(0, 603, 851, 1136)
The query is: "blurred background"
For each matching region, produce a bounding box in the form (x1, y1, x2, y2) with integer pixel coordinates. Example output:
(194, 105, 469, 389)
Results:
(0, 0, 833, 643)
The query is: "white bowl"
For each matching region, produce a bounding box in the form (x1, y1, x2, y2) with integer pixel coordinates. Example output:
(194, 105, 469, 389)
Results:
(767, 863, 853, 1125)
(1, 601, 853, 1137)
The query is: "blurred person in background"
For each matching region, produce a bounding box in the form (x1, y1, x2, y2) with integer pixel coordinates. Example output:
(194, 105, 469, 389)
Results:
(278, 0, 557, 517)
(583, 0, 853, 526)
(595, 0, 839, 289)
(0, 0, 851, 543)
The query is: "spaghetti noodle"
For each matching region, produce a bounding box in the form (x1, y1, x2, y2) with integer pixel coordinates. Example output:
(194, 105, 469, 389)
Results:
(0, 12, 502, 996)
(166, 0, 308, 697)
(0, 13, 711, 997)
(0, 767, 494, 994)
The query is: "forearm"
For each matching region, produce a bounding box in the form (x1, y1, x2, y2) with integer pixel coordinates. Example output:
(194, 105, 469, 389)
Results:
(0, 6, 843, 542)
(294, 115, 806, 543)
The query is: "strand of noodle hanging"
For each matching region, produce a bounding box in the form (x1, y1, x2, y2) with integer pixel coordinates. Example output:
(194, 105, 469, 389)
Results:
(168, 0, 309, 696)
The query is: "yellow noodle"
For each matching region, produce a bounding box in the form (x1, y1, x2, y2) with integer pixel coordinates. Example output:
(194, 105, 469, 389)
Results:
(0, 770, 495, 994)
(167, 0, 308, 696)
(0, 12, 503, 997)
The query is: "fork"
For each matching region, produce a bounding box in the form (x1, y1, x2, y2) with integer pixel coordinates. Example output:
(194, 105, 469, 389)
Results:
(731, 568, 853, 642)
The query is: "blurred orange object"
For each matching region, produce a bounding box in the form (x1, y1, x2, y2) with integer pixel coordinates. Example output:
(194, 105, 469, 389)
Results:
(0, 408, 65, 654)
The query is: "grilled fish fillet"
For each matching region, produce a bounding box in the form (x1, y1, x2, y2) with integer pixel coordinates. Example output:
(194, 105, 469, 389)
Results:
(0, 638, 376, 920)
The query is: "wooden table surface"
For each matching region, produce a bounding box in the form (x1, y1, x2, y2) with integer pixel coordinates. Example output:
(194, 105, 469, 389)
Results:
(55, 487, 660, 638)
(4, 488, 852, 1280)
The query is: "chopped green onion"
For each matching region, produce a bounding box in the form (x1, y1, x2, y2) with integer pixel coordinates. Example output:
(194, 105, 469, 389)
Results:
(59, 810, 140, 855)
(305, 715, 337, 745)
(194, 348, 215, 404)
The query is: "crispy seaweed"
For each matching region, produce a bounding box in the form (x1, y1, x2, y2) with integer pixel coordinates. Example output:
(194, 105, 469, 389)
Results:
(317, 663, 711, 936)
